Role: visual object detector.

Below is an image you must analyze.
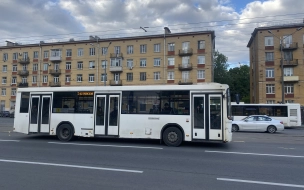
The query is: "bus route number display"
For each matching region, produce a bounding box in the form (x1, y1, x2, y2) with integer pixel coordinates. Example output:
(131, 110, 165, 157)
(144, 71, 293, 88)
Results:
(78, 92, 94, 96)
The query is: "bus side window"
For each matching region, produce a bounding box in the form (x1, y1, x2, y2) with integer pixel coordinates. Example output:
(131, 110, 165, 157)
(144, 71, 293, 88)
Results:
(20, 92, 30, 113)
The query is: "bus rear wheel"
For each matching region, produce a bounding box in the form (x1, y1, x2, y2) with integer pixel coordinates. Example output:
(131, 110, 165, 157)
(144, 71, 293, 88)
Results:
(57, 124, 74, 141)
(163, 127, 183, 147)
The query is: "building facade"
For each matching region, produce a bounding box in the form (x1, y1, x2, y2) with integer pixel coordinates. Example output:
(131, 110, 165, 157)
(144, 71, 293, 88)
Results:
(247, 23, 304, 105)
(0, 30, 215, 112)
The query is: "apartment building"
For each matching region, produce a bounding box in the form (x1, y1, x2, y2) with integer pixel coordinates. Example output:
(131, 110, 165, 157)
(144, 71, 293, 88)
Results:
(247, 23, 304, 105)
(0, 29, 215, 112)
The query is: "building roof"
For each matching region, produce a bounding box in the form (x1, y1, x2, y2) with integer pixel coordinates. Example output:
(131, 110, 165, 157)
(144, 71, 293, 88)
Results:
(0, 30, 215, 49)
(247, 23, 304, 47)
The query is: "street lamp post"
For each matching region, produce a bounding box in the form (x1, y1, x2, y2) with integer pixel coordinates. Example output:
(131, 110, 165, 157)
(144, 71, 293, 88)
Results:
(267, 27, 302, 104)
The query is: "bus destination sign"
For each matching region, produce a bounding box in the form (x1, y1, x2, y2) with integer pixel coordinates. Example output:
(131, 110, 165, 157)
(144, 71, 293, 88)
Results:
(78, 91, 94, 96)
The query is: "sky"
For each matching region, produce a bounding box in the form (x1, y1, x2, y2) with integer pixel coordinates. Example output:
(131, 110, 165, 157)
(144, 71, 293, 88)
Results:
(0, 0, 303, 68)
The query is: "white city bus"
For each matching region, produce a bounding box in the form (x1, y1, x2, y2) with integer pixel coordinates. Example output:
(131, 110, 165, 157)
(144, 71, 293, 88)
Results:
(13, 83, 232, 146)
(231, 103, 301, 127)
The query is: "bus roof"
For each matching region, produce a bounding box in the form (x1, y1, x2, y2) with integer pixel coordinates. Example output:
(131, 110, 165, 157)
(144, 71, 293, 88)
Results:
(16, 83, 229, 93)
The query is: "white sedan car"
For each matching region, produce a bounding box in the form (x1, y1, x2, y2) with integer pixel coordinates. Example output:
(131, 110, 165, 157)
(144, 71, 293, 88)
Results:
(232, 115, 284, 133)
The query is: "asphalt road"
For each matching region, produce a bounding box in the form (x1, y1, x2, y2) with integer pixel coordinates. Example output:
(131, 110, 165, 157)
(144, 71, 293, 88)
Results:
(0, 118, 304, 190)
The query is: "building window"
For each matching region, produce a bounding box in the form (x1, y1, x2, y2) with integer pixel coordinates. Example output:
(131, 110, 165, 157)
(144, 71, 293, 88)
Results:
(140, 72, 146, 81)
(33, 64, 38, 71)
(197, 70, 205, 79)
(126, 73, 133, 81)
(154, 58, 161, 67)
(127, 45, 133, 54)
(66, 62, 71, 70)
(182, 71, 190, 81)
(198, 56, 205, 64)
(89, 48, 95, 56)
(114, 46, 120, 54)
(12, 65, 17, 72)
(284, 51, 293, 61)
(198, 40, 205, 49)
(140, 59, 146, 67)
(51, 49, 61, 57)
(127, 59, 133, 68)
(266, 68, 274, 78)
(11, 77, 17, 84)
(265, 52, 274, 61)
(44, 51, 49, 58)
(2, 77, 7, 84)
(167, 71, 174, 80)
(65, 75, 71, 82)
(43, 63, 48, 71)
(284, 68, 293, 76)
(110, 58, 122, 67)
(266, 84, 275, 94)
(11, 88, 16, 96)
(101, 74, 107, 82)
(77, 62, 83, 70)
(266, 100, 275, 104)
(114, 73, 120, 81)
(77, 74, 82, 82)
(101, 60, 107, 69)
(13, 53, 18, 60)
(89, 61, 95, 69)
(285, 84, 294, 94)
(22, 64, 28, 71)
(89, 74, 95, 82)
(154, 44, 160, 52)
(154, 72, 160, 80)
(265, 36, 274, 46)
(168, 43, 175, 51)
(168, 58, 175, 66)
(2, 65, 7, 72)
(140, 45, 147, 53)
(285, 100, 294, 103)
(21, 77, 27, 83)
(32, 76, 37, 84)
(33, 51, 39, 59)
(66, 49, 72, 57)
(3, 53, 8, 61)
(77, 48, 84, 57)
(102, 47, 108, 55)
(43, 75, 48, 83)
(1, 88, 6, 96)
(54, 63, 59, 70)
(54, 76, 59, 83)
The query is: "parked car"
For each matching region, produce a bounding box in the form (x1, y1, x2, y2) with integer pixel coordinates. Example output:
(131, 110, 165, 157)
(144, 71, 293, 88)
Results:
(10, 111, 14, 118)
(232, 115, 284, 133)
(0, 111, 10, 117)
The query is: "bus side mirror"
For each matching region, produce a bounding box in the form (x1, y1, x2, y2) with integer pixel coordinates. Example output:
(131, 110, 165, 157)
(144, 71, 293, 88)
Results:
(235, 94, 240, 104)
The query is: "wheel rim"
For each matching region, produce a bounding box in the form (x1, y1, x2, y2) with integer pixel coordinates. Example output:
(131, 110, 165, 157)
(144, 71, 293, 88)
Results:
(61, 128, 70, 138)
(232, 125, 237, 132)
(269, 127, 275, 133)
(167, 131, 178, 143)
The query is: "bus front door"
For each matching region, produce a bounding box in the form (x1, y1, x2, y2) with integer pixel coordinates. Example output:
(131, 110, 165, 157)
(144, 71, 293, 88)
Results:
(95, 94, 120, 136)
(29, 95, 51, 133)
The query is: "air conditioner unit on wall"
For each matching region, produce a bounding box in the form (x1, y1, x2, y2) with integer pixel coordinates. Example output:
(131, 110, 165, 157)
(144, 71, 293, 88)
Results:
(19, 53, 22, 56)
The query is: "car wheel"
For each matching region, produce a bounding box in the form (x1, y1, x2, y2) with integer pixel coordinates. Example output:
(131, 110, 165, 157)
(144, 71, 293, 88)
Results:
(57, 124, 74, 141)
(163, 127, 183, 147)
(232, 124, 239, 132)
(267, 125, 277, 133)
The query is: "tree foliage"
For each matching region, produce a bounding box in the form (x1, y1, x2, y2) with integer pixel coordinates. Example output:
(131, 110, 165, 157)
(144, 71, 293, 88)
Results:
(213, 51, 250, 103)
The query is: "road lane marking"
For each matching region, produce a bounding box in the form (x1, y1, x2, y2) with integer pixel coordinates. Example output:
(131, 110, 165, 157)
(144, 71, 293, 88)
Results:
(217, 178, 304, 188)
(0, 159, 143, 173)
(0, 140, 20, 142)
(48, 142, 163, 150)
(206, 150, 304, 158)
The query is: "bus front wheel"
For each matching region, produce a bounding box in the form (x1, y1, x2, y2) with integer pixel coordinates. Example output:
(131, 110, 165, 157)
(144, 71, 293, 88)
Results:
(163, 127, 183, 147)
(57, 124, 74, 141)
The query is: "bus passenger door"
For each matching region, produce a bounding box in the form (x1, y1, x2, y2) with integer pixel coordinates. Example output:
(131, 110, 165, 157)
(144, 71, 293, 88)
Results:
(29, 96, 40, 132)
(209, 95, 222, 140)
(192, 95, 206, 139)
(40, 95, 51, 133)
(94, 94, 120, 136)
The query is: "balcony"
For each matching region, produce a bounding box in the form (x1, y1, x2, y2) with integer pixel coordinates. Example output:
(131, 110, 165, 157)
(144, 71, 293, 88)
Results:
(110, 80, 122, 86)
(178, 79, 193, 85)
(18, 58, 30, 64)
(18, 82, 28, 87)
(49, 69, 61, 75)
(281, 59, 298, 67)
(178, 48, 193, 56)
(109, 66, 123, 72)
(178, 63, 193, 71)
(17, 70, 29, 76)
(110, 53, 123, 58)
(281, 42, 298, 50)
(49, 81, 61, 87)
(49, 56, 62, 62)
(283, 76, 299, 82)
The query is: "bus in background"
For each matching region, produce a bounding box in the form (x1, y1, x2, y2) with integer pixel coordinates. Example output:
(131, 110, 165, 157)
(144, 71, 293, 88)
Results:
(13, 83, 232, 147)
(231, 102, 301, 127)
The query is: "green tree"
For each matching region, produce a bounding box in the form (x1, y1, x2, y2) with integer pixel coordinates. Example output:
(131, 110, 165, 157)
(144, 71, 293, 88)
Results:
(213, 50, 229, 84)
